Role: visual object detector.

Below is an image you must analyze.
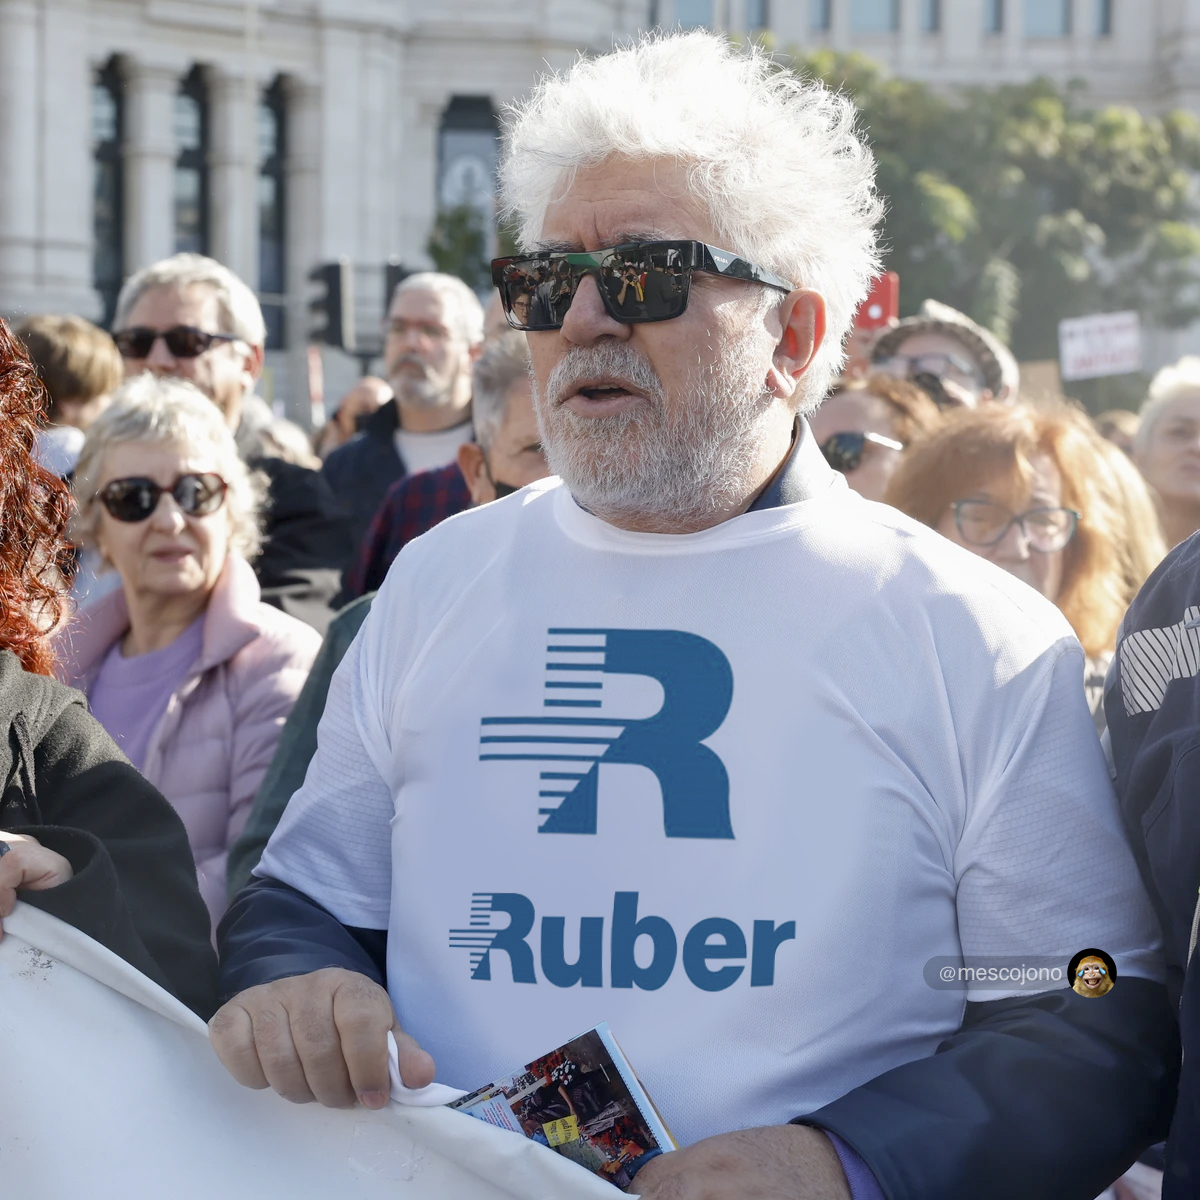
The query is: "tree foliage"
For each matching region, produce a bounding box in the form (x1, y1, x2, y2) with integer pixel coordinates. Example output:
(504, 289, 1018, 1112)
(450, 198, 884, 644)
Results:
(789, 50, 1200, 363)
(426, 204, 489, 292)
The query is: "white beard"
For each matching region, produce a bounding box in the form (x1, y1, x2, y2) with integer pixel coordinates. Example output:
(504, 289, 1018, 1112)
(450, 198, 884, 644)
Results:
(534, 339, 777, 530)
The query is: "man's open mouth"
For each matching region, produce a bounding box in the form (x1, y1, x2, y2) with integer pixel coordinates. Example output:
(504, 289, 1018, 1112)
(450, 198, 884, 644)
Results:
(561, 377, 646, 406)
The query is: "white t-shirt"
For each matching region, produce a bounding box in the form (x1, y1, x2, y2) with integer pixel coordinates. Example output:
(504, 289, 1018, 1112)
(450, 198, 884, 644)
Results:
(394, 422, 473, 476)
(260, 474, 1162, 1147)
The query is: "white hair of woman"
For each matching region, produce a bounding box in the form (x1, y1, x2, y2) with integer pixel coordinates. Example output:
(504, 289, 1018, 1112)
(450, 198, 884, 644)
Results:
(114, 253, 267, 348)
(72, 373, 264, 562)
(1135, 356, 1200, 455)
(499, 30, 882, 408)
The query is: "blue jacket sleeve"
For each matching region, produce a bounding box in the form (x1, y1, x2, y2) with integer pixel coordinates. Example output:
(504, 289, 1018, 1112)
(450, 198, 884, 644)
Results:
(217, 877, 387, 1003)
(798, 979, 1177, 1200)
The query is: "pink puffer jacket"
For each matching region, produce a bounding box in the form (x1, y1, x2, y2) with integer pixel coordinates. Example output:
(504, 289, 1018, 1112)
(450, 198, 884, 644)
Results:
(55, 553, 321, 928)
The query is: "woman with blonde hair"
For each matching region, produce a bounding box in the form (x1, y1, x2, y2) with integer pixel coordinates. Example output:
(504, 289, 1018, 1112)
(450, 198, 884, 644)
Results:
(886, 402, 1167, 730)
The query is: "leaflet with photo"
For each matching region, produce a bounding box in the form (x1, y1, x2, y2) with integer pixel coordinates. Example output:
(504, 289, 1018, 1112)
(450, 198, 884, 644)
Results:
(447, 1022, 675, 1187)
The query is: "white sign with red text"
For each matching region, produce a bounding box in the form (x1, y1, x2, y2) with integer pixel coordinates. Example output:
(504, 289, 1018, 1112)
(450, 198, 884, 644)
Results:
(1058, 311, 1142, 382)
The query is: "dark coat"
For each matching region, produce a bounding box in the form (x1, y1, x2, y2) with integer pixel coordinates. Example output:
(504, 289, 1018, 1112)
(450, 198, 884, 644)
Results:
(252, 456, 357, 637)
(320, 400, 405, 553)
(0, 650, 217, 1018)
(1106, 531, 1200, 1197)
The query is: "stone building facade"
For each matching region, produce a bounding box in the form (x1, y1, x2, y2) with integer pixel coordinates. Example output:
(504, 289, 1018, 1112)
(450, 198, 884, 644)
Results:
(0, 0, 1197, 419)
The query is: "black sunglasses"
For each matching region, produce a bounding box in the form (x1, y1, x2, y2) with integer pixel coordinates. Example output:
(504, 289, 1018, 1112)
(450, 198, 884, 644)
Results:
(820, 430, 904, 473)
(96, 474, 228, 523)
(491, 240, 795, 331)
(112, 326, 239, 359)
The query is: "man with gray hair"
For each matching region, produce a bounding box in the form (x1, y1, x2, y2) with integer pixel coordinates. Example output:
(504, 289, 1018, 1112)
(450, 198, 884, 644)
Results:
(113, 253, 355, 632)
(322, 271, 485, 549)
(213, 33, 1172, 1199)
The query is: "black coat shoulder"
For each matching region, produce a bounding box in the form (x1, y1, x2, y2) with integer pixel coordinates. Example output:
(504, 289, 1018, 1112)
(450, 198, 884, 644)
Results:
(0, 651, 217, 1017)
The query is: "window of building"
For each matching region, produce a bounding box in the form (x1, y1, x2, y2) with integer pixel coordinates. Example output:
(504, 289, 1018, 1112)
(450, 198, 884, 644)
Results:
(1096, 0, 1113, 35)
(851, 0, 899, 33)
(675, 0, 713, 27)
(810, 0, 832, 30)
(984, 0, 1004, 32)
(437, 97, 499, 290)
(1024, 0, 1070, 36)
(258, 79, 286, 351)
(93, 59, 124, 328)
(174, 67, 209, 255)
(920, 0, 940, 31)
(746, 0, 769, 31)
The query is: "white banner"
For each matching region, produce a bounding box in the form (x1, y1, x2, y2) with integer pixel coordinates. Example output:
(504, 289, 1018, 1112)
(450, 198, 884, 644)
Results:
(1058, 311, 1142, 382)
(0, 902, 613, 1200)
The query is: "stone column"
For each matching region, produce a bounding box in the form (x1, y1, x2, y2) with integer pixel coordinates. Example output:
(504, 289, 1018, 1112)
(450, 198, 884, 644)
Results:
(283, 75, 322, 428)
(898, 0, 920, 69)
(829, 0, 852, 52)
(0, 0, 41, 311)
(124, 60, 179, 272)
(209, 65, 258, 285)
(40, 0, 98, 316)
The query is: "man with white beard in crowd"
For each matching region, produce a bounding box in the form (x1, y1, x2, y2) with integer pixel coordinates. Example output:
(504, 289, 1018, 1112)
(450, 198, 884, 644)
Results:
(321, 273, 483, 549)
(212, 32, 1175, 1200)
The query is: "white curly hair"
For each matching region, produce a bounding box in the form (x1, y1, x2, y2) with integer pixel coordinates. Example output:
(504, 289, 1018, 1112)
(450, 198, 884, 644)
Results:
(498, 30, 883, 407)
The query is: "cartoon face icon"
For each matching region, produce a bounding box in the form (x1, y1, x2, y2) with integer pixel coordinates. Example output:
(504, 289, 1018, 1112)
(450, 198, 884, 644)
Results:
(1072, 954, 1114, 997)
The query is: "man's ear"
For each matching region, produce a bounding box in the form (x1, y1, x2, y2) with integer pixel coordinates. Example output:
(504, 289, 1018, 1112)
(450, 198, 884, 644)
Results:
(242, 342, 265, 385)
(458, 442, 493, 507)
(766, 290, 826, 403)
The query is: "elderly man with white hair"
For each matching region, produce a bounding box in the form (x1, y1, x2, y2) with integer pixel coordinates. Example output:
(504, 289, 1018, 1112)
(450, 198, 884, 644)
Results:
(212, 34, 1174, 1199)
(321, 271, 485, 549)
(113, 253, 356, 632)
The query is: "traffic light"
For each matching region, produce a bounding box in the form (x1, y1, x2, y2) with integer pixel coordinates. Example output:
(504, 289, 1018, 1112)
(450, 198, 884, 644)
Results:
(308, 259, 355, 351)
(385, 258, 411, 312)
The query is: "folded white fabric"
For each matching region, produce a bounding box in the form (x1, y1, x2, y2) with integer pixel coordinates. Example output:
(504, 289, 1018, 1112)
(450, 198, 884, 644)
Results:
(0, 901, 615, 1200)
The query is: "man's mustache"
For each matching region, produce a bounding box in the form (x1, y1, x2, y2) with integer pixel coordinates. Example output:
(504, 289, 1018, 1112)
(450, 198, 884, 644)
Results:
(391, 354, 429, 375)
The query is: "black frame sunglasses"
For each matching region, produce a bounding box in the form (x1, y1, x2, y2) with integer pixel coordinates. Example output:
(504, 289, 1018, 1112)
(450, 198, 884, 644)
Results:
(491, 240, 796, 331)
(112, 326, 239, 360)
(820, 430, 905, 473)
(96, 473, 228, 523)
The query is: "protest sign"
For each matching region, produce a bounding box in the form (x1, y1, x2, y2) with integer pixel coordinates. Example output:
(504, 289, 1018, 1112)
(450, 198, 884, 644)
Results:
(0, 902, 612, 1200)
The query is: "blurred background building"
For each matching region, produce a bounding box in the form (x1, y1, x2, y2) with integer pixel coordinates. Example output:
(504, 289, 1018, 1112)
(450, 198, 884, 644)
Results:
(0, 0, 1194, 421)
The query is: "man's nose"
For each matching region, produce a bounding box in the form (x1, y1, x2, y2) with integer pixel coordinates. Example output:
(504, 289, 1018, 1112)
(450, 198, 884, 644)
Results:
(144, 335, 178, 372)
(559, 274, 631, 346)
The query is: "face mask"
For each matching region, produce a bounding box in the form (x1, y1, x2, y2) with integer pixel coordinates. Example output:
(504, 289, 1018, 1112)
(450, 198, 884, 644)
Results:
(492, 480, 520, 499)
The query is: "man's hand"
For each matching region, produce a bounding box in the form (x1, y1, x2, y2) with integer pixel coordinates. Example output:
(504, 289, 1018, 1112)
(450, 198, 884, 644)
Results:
(631, 1125, 851, 1200)
(208, 967, 435, 1109)
(0, 832, 74, 939)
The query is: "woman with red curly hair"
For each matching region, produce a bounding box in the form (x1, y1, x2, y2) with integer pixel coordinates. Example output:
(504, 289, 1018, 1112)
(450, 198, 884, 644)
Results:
(0, 319, 215, 1016)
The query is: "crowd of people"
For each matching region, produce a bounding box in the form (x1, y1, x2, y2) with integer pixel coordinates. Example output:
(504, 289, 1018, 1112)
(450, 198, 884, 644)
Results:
(5, 26, 1200, 1200)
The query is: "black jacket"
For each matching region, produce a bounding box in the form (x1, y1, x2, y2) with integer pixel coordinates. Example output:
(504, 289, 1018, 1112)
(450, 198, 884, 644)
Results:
(320, 400, 405, 553)
(1106, 532, 1200, 1197)
(252, 456, 357, 637)
(0, 651, 217, 1018)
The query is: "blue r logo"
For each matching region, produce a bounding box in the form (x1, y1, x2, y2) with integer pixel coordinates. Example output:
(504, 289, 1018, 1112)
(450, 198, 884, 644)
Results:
(480, 629, 734, 838)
